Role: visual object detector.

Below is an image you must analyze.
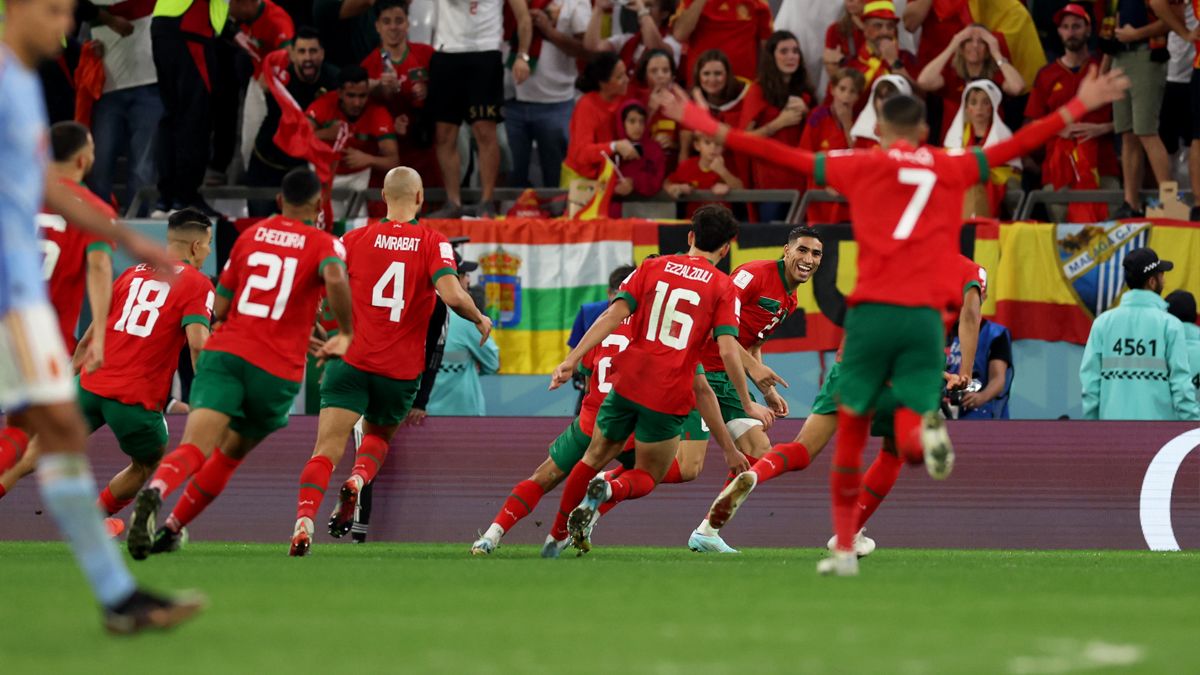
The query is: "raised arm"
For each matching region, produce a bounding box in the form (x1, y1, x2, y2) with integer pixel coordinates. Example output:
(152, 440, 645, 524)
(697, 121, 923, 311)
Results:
(583, 0, 614, 53)
(902, 0, 931, 34)
(671, 0, 707, 43)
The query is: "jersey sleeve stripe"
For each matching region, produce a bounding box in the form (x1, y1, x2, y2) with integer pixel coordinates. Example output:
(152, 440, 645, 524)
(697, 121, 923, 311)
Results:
(215, 283, 234, 299)
(85, 241, 114, 256)
(431, 266, 457, 283)
(971, 147, 989, 185)
(713, 325, 739, 338)
(181, 314, 211, 329)
(318, 256, 347, 275)
(813, 152, 827, 188)
(614, 290, 638, 312)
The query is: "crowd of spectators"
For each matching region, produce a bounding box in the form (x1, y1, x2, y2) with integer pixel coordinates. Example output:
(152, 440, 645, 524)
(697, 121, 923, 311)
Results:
(45, 0, 1200, 222)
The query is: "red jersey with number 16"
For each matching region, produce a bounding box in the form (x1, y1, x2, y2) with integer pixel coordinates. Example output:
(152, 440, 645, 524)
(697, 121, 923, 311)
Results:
(207, 216, 345, 382)
(813, 143, 989, 310)
(701, 258, 797, 373)
(612, 254, 739, 415)
(341, 218, 457, 380)
(82, 262, 214, 411)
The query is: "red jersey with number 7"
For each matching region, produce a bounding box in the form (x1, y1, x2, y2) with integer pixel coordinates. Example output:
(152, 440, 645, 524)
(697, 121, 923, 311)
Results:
(341, 218, 457, 380)
(207, 216, 346, 382)
(612, 254, 739, 415)
(812, 142, 989, 310)
(81, 262, 214, 411)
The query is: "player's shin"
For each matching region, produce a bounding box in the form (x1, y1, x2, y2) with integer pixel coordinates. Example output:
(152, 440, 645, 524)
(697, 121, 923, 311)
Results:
(169, 450, 243, 530)
(296, 455, 335, 522)
(750, 442, 812, 483)
(831, 409, 869, 552)
(492, 479, 545, 534)
(98, 486, 134, 516)
(856, 448, 902, 530)
(349, 433, 390, 489)
(146, 443, 206, 498)
(892, 407, 924, 464)
(607, 468, 656, 503)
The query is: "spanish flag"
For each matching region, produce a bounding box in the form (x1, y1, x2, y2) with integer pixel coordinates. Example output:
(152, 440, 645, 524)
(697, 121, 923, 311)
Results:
(569, 154, 620, 221)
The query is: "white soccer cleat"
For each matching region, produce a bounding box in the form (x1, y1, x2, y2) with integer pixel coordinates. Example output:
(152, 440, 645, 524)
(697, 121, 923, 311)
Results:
(470, 537, 496, 556)
(567, 476, 610, 554)
(921, 412, 955, 480)
(540, 534, 570, 559)
(706, 471, 758, 530)
(688, 529, 739, 553)
(816, 549, 859, 576)
(826, 528, 877, 558)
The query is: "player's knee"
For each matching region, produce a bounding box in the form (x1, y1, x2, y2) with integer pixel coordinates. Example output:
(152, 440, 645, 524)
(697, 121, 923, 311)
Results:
(677, 460, 701, 482)
(132, 459, 159, 481)
(33, 405, 88, 452)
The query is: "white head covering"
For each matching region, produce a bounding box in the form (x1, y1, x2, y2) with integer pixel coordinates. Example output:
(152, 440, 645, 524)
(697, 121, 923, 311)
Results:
(849, 74, 913, 144)
(943, 79, 1020, 170)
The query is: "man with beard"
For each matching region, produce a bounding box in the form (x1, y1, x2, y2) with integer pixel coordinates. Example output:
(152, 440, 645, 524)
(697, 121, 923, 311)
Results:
(245, 27, 340, 216)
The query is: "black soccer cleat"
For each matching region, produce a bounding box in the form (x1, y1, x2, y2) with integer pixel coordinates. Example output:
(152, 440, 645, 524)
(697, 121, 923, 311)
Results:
(149, 526, 187, 555)
(127, 488, 162, 561)
(327, 480, 359, 539)
(103, 587, 206, 635)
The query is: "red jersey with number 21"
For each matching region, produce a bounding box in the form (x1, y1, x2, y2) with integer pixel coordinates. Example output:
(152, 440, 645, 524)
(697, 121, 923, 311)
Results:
(612, 254, 739, 415)
(341, 218, 457, 380)
(82, 263, 214, 411)
(207, 216, 345, 382)
(814, 142, 989, 310)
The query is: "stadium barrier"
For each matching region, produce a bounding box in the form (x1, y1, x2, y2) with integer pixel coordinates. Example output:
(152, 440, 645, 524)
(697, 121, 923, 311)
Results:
(3, 418, 1196, 550)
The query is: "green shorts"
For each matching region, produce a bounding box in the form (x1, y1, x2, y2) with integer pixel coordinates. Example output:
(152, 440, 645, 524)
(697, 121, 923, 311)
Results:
(839, 304, 945, 416)
(680, 407, 709, 441)
(77, 382, 167, 464)
(869, 386, 898, 438)
(548, 417, 636, 473)
(704, 370, 758, 423)
(1112, 47, 1166, 136)
(595, 390, 687, 444)
(810, 360, 842, 416)
(320, 359, 420, 426)
(190, 350, 301, 441)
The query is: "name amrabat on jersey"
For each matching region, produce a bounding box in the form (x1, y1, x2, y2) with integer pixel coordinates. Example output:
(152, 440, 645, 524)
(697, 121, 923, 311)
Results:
(255, 228, 308, 249)
(664, 261, 713, 283)
(373, 234, 421, 252)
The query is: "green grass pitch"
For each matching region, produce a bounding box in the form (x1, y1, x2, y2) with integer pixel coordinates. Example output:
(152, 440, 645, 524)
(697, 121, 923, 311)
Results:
(2, 542, 1196, 673)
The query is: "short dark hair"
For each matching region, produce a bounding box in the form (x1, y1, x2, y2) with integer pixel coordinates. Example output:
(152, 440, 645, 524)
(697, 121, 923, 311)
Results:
(338, 65, 369, 88)
(375, 0, 408, 15)
(577, 52, 623, 93)
(281, 168, 322, 206)
(50, 121, 90, 162)
(167, 207, 212, 235)
(608, 264, 636, 292)
(880, 95, 926, 130)
(690, 204, 739, 252)
(788, 225, 822, 244)
(294, 26, 321, 43)
(1166, 290, 1198, 324)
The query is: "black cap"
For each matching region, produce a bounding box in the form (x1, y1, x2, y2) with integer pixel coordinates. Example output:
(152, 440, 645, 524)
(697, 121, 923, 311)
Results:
(1123, 247, 1173, 287)
(454, 251, 478, 274)
(1166, 290, 1197, 324)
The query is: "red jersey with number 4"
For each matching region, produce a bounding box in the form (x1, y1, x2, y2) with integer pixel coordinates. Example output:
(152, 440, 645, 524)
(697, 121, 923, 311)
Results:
(207, 216, 345, 382)
(81, 263, 214, 411)
(612, 254, 739, 415)
(814, 142, 988, 310)
(579, 319, 634, 436)
(39, 178, 116, 351)
(700, 258, 797, 372)
(341, 218, 457, 380)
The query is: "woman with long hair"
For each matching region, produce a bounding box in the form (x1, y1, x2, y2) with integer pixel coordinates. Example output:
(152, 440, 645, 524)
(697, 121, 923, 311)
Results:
(679, 49, 749, 161)
(916, 24, 1024, 134)
(562, 52, 637, 184)
(636, 48, 682, 169)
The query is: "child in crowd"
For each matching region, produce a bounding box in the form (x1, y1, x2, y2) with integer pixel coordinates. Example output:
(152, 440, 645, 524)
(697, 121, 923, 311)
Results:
(611, 101, 668, 216)
(664, 134, 743, 217)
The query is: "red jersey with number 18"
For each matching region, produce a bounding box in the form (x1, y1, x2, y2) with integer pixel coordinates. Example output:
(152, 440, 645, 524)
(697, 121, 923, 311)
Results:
(813, 142, 988, 310)
(700, 258, 797, 373)
(341, 218, 457, 380)
(612, 254, 739, 415)
(82, 262, 214, 411)
(207, 216, 345, 382)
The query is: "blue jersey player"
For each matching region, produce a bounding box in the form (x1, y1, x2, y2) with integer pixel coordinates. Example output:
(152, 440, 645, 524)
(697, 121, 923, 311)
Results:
(0, 0, 201, 634)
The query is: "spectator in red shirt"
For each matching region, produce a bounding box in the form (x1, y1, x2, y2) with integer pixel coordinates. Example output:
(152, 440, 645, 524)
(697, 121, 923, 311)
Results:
(231, 0, 295, 69)
(847, 0, 916, 96)
(665, 133, 744, 216)
(680, 49, 750, 163)
(800, 67, 864, 223)
(585, 0, 682, 82)
(848, 72, 911, 147)
(740, 30, 815, 221)
(671, 0, 773, 85)
(902, 0, 973, 72)
(822, 0, 866, 83)
(563, 52, 636, 183)
(916, 25, 1024, 135)
(637, 48, 683, 169)
(943, 80, 1021, 217)
(360, 0, 439, 187)
(611, 101, 668, 216)
(306, 65, 401, 199)
(1025, 4, 1118, 222)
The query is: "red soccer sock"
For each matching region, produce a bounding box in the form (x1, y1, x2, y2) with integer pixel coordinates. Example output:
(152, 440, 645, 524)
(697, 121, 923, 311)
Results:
(97, 486, 134, 517)
(856, 449, 902, 530)
(597, 500, 617, 516)
(660, 459, 684, 484)
(751, 442, 812, 484)
(0, 426, 29, 473)
(0, 484, 6, 500)
(148, 443, 206, 498)
(607, 468, 656, 504)
(831, 409, 869, 552)
(493, 479, 545, 533)
(349, 434, 390, 485)
(296, 455, 335, 521)
(893, 407, 924, 464)
(722, 452, 757, 487)
(170, 449, 242, 528)
(551, 462, 600, 540)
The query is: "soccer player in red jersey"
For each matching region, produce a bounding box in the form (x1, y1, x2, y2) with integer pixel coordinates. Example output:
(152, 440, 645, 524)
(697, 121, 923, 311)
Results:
(658, 64, 1130, 574)
(288, 167, 492, 556)
(548, 205, 775, 554)
(125, 168, 354, 560)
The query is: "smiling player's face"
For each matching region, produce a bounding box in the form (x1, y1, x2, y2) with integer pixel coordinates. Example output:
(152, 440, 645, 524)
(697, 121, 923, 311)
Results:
(783, 236, 823, 285)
